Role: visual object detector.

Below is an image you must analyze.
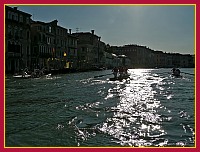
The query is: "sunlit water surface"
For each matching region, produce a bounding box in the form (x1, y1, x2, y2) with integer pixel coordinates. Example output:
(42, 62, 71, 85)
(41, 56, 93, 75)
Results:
(5, 68, 195, 147)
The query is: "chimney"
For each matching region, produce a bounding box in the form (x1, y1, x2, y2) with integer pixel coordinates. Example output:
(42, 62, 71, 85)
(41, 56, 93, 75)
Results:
(69, 29, 72, 34)
(14, 7, 18, 10)
(91, 30, 94, 35)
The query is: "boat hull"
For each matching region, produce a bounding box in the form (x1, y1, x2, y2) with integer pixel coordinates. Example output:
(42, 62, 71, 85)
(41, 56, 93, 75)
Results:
(171, 74, 182, 78)
(109, 75, 130, 81)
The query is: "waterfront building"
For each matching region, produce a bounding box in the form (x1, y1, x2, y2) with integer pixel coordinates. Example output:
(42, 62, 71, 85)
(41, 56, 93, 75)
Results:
(154, 51, 167, 68)
(31, 20, 78, 72)
(5, 6, 32, 74)
(110, 44, 155, 68)
(72, 30, 106, 71)
(165, 53, 173, 68)
(171, 53, 194, 68)
(110, 44, 195, 68)
(31, 20, 56, 70)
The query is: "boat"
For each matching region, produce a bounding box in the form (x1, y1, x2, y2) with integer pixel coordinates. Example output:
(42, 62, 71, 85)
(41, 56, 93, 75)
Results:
(109, 75, 130, 81)
(171, 73, 182, 78)
(13, 74, 31, 79)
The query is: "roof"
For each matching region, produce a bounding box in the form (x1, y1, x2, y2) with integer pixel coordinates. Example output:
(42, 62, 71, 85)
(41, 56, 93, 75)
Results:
(5, 6, 32, 17)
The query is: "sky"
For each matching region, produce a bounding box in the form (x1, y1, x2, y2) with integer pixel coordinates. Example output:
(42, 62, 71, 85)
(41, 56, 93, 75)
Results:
(16, 5, 195, 55)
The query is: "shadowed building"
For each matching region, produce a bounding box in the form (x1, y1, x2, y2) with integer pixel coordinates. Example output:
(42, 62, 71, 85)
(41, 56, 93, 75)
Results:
(31, 20, 78, 72)
(5, 6, 32, 74)
(72, 30, 106, 71)
(110, 44, 155, 68)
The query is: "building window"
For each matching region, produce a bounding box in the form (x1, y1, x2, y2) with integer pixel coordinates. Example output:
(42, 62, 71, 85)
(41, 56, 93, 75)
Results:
(8, 25, 12, 37)
(47, 37, 51, 44)
(12, 13, 15, 20)
(39, 34, 42, 42)
(26, 17, 29, 24)
(57, 29, 59, 35)
(49, 26, 52, 33)
(8, 11, 12, 19)
(61, 40, 63, 46)
(14, 26, 18, 39)
(27, 31, 30, 40)
(15, 13, 18, 21)
(42, 34, 46, 42)
(19, 15, 23, 22)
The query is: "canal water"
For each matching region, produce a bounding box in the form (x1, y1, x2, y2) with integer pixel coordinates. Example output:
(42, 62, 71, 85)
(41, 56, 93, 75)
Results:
(5, 68, 195, 147)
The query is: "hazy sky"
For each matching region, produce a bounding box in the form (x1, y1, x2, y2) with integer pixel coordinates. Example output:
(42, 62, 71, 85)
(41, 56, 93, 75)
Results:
(17, 5, 195, 54)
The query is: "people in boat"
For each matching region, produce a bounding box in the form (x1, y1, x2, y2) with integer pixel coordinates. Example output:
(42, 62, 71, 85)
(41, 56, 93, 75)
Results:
(22, 67, 29, 77)
(118, 67, 124, 78)
(175, 68, 181, 76)
(124, 67, 128, 75)
(171, 67, 176, 73)
(22, 70, 26, 77)
(112, 67, 118, 78)
(171, 68, 181, 76)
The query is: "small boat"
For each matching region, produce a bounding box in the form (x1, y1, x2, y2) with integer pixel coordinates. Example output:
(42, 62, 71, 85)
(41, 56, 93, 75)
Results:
(171, 68, 182, 78)
(13, 74, 31, 79)
(171, 73, 182, 78)
(109, 75, 130, 81)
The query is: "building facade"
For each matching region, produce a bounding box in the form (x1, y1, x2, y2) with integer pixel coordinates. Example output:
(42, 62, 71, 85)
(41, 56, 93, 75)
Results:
(110, 45, 155, 68)
(110, 44, 195, 68)
(72, 30, 106, 71)
(31, 20, 78, 72)
(5, 6, 32, 74)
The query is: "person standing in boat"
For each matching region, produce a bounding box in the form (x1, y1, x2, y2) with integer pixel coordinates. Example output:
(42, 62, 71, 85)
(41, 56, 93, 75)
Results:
(22, 69, 25, 78)
(171, 67, 176, 74)
(119, 66, 124, 78)
(175, 68, 181, 76)
(112, 67, 118, 78)
(124, 67, 128, 76)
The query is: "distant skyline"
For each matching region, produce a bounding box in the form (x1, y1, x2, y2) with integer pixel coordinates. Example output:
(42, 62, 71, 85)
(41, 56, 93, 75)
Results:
(14, 5, 195, 54)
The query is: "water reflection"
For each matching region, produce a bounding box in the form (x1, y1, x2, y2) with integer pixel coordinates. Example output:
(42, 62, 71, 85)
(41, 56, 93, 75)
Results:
(97, 69, 168, 146)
